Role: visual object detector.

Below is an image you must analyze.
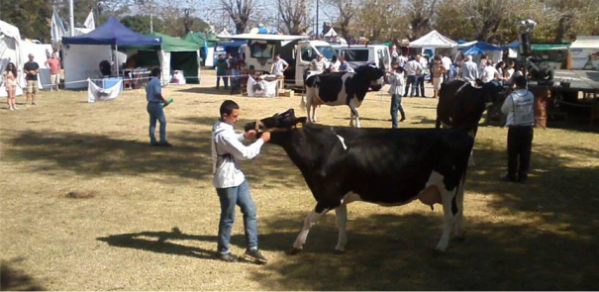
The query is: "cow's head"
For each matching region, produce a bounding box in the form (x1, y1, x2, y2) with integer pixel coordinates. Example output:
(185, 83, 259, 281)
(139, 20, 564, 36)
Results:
(355, 64, 385, 87)
(244, 109, 307, 133)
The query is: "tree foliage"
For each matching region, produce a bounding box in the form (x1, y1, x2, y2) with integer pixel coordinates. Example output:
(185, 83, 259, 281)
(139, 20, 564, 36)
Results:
(277, 0, 311, 35)
(220, 0, 256, 34)
(1, 0, 52, 42)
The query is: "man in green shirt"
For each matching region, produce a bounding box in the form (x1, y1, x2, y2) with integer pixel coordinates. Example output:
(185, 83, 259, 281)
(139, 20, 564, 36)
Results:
(215, 54, 228, 90)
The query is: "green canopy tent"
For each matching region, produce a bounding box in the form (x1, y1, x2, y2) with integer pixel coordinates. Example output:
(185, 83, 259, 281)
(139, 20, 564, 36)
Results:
(151, 33, 201, 84)
(183, 31, 220, 67)
(127, 33, 201, 84)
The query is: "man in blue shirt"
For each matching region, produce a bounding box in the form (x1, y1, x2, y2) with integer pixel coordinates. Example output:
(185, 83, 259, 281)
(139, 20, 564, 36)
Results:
(146, 68, 172, 147)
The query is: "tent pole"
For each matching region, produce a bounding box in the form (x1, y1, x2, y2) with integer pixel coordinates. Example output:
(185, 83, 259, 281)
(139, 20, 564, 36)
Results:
(116, 44, 119, 77)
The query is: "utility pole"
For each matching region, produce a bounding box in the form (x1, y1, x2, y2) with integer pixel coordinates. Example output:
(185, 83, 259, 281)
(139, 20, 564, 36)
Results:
(69, 0, 75, 36)
(316, 0, 320, 38)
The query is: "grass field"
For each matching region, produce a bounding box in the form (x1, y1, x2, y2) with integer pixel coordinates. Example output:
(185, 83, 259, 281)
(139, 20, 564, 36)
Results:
(1, 70, 598, 290)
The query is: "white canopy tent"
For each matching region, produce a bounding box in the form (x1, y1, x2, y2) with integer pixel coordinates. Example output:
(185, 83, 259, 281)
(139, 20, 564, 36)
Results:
(217, 29, 231, 38)
(0, 20, 25, 97)
(569, 36, 599, 70)
(408, 30, 457, 49)
(324, 28, 338, 37)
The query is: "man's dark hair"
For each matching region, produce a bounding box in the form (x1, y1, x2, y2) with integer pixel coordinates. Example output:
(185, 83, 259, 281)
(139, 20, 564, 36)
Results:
(151, 67, 161, 77)
(275, 53, 281, 57)
(514, 75, 528, 88)
(220, 100, 240, 118)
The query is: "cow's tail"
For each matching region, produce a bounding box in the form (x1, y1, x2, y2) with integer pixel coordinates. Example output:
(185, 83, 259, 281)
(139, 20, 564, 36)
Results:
(435, 117, 441, 129)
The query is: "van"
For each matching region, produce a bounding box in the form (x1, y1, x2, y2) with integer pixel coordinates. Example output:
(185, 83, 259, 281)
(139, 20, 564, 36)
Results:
(332, 44, 391, 71)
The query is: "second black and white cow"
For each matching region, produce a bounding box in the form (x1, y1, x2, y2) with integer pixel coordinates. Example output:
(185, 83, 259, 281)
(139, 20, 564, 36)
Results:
(246, 109, 474, 253)
(301, 65, 385, 128)
(436, 79, 503, 137)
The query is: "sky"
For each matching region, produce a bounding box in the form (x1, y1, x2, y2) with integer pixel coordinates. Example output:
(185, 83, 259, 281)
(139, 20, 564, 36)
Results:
(156, 0, 337, 34)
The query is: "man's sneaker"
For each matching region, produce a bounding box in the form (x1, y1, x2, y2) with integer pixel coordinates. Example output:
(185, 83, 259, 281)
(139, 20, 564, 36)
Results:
(157, 141, 173, 147)
(242, 249, 268, 264)
(216, 252, 238, 262)
(502, 175, 517, 182)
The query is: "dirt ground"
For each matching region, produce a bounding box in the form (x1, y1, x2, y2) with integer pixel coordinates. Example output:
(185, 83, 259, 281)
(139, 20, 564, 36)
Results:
(1, 70, 598, 290)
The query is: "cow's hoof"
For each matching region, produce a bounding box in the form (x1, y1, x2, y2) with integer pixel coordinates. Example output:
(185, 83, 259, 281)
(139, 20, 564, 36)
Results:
(287, 248, 302, 255)
(333, 249, 345, 255)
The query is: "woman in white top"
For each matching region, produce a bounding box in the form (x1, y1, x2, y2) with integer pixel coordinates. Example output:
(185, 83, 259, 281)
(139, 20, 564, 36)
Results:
(387, 61, 406, 128)
(482, 60, 499, 83)
(3, 62, 18, 110)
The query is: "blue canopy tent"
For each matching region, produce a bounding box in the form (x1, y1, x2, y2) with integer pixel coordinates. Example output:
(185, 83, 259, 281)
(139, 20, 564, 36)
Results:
(62, 17, 161, 87)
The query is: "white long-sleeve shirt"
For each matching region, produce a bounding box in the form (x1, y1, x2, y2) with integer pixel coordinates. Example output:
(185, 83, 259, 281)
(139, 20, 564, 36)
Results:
(460, 61, 479, 81)
(501, 89, 535, 127)
(404, 60, 423, 76)
(212, 120, 264, 188)
(387, 70, 405, 95)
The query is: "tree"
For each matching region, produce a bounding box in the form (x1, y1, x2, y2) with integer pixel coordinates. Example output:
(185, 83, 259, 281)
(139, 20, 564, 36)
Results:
(277, 0, 310, 34)
(405, 0, 438, 40)
(220, 0, 256, 33)
(324, 0, 359, 39)
(1, 0, 52, 42)
(121, 15, 165, 34)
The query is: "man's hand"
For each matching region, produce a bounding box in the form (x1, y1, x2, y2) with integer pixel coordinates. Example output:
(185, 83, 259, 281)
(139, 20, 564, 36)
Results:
(260, 131, 271, 143)
(244, 130, 257, 139)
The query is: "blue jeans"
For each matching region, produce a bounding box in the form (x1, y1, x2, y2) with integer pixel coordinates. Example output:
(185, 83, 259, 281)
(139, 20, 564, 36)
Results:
(217, 72, 228, 89)
(390, 94, 405, 128)
(417, 75, 425, 97)
(405, 75, 417, 96)
(216, 180, 258, 254)
(147, 102, 166, 144)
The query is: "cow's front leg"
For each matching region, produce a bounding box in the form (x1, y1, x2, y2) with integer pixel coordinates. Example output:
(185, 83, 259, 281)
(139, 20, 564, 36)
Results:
(348, 101, 361, 128)
(290, 204, 328, 254)
(454, 181, 465, 240)
(436, 188, 456, 252)
(312, 105, 318, 122)
(334, 204, 348, 253)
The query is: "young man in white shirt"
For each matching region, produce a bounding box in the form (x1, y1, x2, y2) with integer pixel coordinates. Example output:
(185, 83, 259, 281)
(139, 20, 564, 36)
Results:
(212, 100, 271, 263)
(397, 53, 408, 69)
(501, 76, 535, 183)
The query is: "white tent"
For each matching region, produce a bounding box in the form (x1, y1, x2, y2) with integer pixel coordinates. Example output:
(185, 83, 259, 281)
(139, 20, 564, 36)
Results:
(408, 30, 457, 49)
(324, 28, 338, 37)
(569, 36, 599, 70)
(0, 20, 26, 97)
(63, 45, 125, 89)
(217, 29, 231, 38)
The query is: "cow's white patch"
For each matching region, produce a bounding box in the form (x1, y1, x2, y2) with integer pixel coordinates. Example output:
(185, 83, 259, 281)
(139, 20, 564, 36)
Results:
(340, 192, 361, 204)
(336, 134, 348, 150)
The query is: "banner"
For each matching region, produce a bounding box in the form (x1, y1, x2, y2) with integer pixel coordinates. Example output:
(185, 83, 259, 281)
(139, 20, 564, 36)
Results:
(87, 78, 122, 102)
(50, 9, 67, 45)
(84, 10, 95, 30)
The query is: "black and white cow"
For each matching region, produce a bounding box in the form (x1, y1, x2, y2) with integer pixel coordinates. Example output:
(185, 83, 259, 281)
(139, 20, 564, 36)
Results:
(436, 79, 503, 137)
(246, 109, 474, 253)
(301, 65, 385, 128)
(436, 80, 503, 165)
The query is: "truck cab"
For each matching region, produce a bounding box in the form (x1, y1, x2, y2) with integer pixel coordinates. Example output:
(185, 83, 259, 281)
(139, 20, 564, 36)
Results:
(280, 40, 335, 88)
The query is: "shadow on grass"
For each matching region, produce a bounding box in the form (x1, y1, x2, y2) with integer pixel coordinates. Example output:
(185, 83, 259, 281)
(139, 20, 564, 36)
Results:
(1, 259, 45, 291)
(98, 210, 598, 290)
(175, 86, 241, 97)
(4, 117, 306, 188)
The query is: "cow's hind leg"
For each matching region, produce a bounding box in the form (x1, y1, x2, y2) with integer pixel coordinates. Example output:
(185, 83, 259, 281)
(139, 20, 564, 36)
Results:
(453, 178, 466, 240)
(290, 204, 329, 254)
(312, 105, 318, 122)
(436, 187, 457, 252)
(334, 204, 348, 253)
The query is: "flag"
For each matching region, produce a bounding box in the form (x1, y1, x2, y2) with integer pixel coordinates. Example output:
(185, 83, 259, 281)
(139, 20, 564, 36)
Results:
(84, 9, 95, 30)
(50, 9, 67, 45)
